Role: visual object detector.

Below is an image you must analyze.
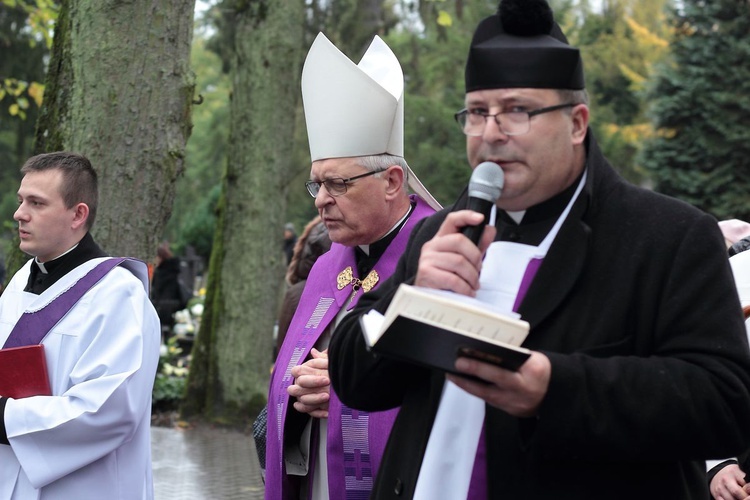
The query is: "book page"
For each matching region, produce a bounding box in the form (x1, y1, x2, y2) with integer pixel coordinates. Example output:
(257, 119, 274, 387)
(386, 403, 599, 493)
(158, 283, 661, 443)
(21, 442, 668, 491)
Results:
(384, 285, 529, 347)
(399, 306, 527, 347)
(410, 287, 520, 319)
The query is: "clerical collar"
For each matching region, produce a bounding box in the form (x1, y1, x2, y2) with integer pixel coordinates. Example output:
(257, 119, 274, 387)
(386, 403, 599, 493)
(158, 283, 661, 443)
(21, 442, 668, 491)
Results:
(494, 172, 585, 247)
(35, 244, 79, 274)
(506, 210, 525, 224)
(355, 201, 415, 277)
(24, 232, 108, 294)
(498, 172, 583, 227)
(358, 202, 414, 256)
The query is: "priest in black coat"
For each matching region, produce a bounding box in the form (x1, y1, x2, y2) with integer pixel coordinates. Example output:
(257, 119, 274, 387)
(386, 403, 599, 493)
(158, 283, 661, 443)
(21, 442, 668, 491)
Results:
(328, 0, 750, 498)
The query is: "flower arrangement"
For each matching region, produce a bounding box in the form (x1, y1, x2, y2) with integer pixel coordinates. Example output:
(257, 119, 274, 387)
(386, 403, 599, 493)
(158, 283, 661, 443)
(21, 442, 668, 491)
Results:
(153, 337, 188, 409)
(152, 288, 204, 411)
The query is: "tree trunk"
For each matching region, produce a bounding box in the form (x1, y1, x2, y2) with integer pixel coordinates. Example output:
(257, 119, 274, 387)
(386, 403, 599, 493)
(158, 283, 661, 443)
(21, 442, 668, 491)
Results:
(183, 0, 305, 423)
(33, 0, 196, 261)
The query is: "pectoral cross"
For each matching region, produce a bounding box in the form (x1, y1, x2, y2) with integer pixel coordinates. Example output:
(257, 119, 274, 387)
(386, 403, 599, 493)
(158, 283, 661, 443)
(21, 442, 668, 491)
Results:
(337, 266, 379, 305)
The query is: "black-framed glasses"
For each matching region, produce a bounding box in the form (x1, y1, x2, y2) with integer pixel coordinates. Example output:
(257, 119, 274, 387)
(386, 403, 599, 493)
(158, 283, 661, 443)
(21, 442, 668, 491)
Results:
(454, 103, 577, 137)
(305, 169, 386, 198)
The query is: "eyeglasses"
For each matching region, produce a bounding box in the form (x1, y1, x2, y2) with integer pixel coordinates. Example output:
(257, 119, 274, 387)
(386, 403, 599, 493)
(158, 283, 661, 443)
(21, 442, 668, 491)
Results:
(454, 103, 576, 137)
(305, 169, 386, 198)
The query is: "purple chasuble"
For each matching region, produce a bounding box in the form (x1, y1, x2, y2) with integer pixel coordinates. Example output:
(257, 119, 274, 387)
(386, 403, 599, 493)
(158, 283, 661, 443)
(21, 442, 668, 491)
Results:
(467, 257, 542, 500)
(265, 196, 434, 500)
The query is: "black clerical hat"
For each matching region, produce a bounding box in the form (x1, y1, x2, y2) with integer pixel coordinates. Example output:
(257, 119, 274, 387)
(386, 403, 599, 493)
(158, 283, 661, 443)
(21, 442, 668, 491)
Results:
(465, 0, 585, 92)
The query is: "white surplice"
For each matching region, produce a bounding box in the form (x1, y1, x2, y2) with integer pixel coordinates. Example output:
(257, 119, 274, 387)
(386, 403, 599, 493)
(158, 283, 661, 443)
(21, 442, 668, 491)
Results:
(0, 257, 161, 500)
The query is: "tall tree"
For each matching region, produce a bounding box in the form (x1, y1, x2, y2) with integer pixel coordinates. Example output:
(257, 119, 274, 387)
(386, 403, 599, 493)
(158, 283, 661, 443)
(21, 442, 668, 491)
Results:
(21, 0, 196, 262)
(182, 0, 306, 422)
(4, 0, 196, 285)
(640, 0, 750, 220)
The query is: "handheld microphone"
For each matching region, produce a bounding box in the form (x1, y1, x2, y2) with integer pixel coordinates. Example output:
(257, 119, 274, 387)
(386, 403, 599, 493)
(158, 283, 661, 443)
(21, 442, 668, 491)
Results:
(460, 162, 504, 245)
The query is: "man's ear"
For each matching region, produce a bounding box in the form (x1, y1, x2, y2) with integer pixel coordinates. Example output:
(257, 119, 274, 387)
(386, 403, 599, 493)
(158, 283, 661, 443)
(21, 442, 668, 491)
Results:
(71, 202, 90, 230)
(571, 104, 589, 146)
(383, 165, 406, 199)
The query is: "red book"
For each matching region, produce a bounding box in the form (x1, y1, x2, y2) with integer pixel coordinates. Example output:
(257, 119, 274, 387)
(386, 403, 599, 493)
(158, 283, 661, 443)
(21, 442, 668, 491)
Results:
(0, 344, 52, 399)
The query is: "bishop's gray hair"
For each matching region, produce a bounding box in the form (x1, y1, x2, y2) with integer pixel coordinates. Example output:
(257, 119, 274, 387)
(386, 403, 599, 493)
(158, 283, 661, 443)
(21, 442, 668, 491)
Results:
(356, 154, 410, 191)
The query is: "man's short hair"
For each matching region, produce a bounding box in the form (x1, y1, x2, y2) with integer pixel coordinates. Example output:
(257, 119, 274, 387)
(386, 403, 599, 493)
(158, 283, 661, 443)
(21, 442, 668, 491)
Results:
(356, 154, 410, 192)
(21, 152, 99, 230)
(557, 89, 590, 107)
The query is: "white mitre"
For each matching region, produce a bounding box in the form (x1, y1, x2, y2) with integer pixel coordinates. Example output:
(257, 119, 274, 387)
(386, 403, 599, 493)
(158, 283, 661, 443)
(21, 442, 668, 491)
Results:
(302, 33, 441, 210)
(302, 33, 403, 160)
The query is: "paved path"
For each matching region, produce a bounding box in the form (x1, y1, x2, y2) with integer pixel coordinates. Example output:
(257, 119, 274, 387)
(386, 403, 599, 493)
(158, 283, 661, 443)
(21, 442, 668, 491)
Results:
(152, 425, 264, 499)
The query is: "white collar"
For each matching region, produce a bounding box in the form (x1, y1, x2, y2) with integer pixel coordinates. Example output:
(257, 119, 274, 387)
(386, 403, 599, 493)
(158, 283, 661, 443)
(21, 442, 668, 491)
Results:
(35, 243, 79, 274)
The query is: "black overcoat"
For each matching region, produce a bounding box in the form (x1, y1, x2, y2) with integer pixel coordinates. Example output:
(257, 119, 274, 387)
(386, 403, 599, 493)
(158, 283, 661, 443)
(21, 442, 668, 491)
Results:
(329, 135, 750, 499)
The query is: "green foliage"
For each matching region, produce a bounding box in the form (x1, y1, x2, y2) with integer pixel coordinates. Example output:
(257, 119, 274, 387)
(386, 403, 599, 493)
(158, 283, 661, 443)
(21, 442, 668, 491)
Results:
(382, 1, 495, 205)
(573, 0, 671, 184)
(402, 94, 469, 205)
(0, 0, 55, 120)
(640, 0, 750, 220)
(307, 0, 400, 57)
(0, 2, 50, 245)
(206, 0, 675, 222)
(153, 373, 188, 405)
(0, 0, 58, 48)
(174, 184, 221, 259)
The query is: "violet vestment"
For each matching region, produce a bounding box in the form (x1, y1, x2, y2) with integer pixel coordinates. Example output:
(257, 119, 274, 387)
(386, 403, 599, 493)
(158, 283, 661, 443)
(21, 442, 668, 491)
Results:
(265, 195, 434, 500)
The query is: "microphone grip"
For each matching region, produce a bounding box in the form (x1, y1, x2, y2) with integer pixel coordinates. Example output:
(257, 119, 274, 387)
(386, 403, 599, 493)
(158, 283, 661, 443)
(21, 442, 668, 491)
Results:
(460, 197, 494, 246)
(461, 223, 485, 246)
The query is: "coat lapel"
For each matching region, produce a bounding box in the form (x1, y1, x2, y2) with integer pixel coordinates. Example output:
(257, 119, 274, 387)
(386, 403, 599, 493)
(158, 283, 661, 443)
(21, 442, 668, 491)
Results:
(517, 177, 592, 332)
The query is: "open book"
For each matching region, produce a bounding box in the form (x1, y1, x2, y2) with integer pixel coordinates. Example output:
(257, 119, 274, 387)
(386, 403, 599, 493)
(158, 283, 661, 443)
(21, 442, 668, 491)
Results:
(360, 284, 531, 374)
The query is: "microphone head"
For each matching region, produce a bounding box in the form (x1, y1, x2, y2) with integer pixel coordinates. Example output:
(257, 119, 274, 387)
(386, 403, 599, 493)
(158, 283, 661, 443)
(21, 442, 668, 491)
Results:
(468, 162, 504, 202)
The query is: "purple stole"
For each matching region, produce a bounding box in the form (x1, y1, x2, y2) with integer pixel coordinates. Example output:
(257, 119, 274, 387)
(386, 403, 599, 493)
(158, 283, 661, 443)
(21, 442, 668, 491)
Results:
(3, 258, 127, 348)
(265, 196, 434, 500)
(467, 257, 543, 499)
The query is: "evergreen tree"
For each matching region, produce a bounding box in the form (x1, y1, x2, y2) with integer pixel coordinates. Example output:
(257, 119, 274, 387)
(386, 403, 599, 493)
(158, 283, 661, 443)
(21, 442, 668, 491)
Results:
(574, 0, 671, 185)
(641, 0, 750, 220)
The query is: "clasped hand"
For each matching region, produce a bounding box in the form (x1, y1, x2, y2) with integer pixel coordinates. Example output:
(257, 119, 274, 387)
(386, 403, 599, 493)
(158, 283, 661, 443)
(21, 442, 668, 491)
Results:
(287, 348, 330, 419)
(416, 210, 551, 417)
